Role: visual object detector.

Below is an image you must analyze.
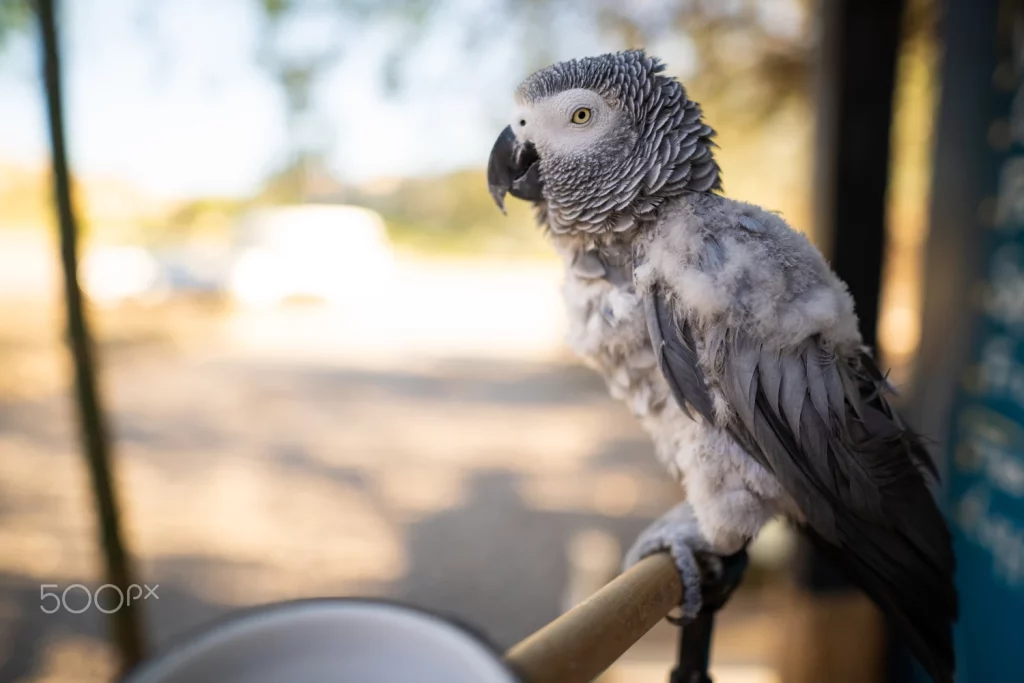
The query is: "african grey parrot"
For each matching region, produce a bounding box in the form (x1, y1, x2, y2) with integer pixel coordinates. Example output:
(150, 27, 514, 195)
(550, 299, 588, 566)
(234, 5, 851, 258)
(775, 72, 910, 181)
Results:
(486, 50, 957, 683)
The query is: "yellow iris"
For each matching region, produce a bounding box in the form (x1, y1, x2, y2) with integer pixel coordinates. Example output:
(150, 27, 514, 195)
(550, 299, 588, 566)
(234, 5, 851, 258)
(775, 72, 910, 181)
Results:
(571, 107, 592, 124)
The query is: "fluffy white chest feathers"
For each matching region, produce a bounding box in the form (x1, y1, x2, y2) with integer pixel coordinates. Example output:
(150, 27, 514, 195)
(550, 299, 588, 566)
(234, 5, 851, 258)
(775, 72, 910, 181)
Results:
(553, 237, 665, 419)
(552, 229, 789, 554)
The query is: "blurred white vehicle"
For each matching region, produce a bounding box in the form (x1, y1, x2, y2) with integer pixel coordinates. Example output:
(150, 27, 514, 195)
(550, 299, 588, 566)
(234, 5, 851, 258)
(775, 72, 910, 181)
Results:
(228, 204, 395, 309)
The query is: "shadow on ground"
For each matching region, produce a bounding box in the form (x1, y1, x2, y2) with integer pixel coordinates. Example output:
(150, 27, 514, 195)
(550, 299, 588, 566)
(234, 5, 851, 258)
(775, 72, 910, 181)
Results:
(0, 351, 677, 682)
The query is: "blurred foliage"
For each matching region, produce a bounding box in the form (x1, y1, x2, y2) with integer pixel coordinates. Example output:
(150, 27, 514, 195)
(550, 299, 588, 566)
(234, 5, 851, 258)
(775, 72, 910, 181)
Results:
(0, 163, 49, 229)
(0, 0, 940, 259)
(252, 0, 437, 198)
(251, 0, 938, 166)
(347, 169, 549, 257)
(155, 197, 252, 245)
(252, 0, 830, 246)
(254, 0, 821, 137)
(0, 0, 30, 51)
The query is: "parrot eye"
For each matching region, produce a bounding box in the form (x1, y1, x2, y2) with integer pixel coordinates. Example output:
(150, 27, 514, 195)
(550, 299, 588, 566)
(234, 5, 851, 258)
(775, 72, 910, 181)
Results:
(570, 107, 592, 125)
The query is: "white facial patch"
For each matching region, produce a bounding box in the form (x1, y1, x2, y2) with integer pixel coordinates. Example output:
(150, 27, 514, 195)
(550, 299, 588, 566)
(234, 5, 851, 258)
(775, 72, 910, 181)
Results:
(512, 88, 618, 155)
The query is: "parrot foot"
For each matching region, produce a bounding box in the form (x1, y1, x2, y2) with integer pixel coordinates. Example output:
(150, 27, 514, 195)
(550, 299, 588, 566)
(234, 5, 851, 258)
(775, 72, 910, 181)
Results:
(623, 502, 749, 623)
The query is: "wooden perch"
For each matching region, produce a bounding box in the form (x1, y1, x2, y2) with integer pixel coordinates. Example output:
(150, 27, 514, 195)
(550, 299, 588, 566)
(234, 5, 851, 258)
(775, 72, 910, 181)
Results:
(504, 553, 681, 683)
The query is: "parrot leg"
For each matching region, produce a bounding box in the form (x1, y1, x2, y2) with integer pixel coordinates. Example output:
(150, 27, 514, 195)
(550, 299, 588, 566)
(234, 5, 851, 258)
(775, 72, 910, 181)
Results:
(623, 501, 749, 622)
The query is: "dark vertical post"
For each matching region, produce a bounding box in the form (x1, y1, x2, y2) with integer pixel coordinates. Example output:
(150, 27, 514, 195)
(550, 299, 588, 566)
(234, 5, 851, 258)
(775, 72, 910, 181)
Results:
(35, 0, 146, 671)
(784, 1, 908, 681)
(803, 0, 907, 585)
(814, 0, 906, 349)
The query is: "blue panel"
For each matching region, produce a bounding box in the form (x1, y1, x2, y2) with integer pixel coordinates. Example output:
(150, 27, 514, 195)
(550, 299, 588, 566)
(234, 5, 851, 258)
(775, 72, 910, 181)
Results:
(935, 0, 1024, 680)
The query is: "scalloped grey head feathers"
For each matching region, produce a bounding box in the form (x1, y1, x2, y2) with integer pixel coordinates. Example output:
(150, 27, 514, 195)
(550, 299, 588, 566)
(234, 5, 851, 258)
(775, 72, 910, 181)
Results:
(516, 50, 721, 234)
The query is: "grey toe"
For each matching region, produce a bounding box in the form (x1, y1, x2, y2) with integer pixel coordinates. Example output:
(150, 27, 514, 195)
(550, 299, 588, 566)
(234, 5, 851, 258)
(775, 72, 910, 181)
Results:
(623, 502, 710, 619)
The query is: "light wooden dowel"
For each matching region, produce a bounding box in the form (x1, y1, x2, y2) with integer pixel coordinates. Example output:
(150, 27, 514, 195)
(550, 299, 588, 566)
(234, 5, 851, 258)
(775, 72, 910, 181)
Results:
(504, 552, 681, 683)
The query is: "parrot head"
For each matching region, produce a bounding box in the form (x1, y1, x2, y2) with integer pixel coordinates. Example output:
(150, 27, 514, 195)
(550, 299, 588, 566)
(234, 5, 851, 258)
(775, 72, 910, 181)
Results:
(487, 50, 721, 233)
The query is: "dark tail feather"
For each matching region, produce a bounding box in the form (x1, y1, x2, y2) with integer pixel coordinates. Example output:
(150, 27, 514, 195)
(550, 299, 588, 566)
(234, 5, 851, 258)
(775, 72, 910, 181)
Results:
(804, 525, 956, 683)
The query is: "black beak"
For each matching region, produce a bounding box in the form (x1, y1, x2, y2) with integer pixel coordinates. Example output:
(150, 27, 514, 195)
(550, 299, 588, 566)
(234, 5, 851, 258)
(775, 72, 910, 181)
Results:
(487, 125, 543, 213)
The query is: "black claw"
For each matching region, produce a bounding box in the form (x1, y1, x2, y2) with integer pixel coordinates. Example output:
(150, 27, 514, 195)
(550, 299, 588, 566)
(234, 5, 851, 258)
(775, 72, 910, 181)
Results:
(701, 547, 749, 612)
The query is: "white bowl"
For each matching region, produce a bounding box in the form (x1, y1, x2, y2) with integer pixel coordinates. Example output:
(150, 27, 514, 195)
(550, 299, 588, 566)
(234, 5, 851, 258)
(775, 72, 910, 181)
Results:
(124, 599, 520, 683)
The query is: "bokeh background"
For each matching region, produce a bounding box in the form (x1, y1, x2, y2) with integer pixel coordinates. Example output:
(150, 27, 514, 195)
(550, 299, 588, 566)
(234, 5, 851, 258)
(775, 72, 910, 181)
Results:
(0, 1, 943, 682)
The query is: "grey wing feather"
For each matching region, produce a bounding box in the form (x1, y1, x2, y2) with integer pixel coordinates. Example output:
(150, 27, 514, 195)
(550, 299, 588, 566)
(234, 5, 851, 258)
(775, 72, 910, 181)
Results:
(731, 331, 956, 683)
(642, 284, 957, 683)
(823, 359, 847, 429)
(726, 331, 759, 429)
(643, 284, 716, 423)
(778, 350, 806, 440)
(757, 346, 783, 415)
(805, 346, 830, 425)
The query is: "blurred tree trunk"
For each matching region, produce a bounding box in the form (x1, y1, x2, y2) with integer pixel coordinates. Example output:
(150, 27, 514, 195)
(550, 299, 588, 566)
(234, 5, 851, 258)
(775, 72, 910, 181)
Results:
(36, 0, 146, 672)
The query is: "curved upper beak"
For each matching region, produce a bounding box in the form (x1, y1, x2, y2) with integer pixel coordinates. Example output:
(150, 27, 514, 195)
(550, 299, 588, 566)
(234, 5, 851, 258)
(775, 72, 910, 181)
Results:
(487, 125, 543, 214)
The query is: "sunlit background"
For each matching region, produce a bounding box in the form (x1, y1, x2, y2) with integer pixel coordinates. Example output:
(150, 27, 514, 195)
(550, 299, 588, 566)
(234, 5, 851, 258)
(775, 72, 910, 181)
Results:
(0, 1, 938, 681)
